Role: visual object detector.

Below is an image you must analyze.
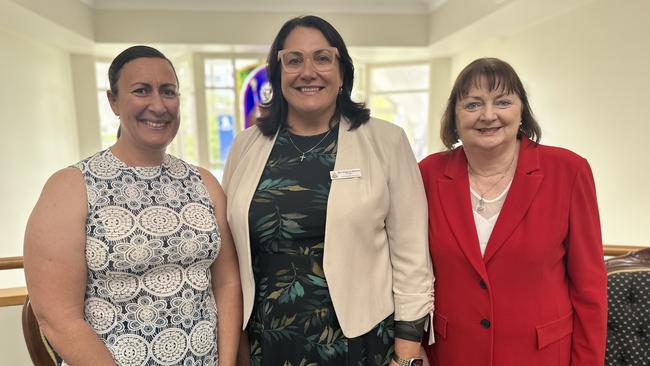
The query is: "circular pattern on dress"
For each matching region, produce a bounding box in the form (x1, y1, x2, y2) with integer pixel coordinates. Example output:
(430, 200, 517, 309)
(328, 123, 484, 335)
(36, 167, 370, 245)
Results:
(134, 166, 162, 179)
(162, 185, 180, 200)
(165, 157, 190, 179)
(86, 237, 109, 271)
(88, 154, 121, 179)
(137, 206, 181, 236)
(104, 272, 140, 302)
(151, 328, 189, 365)
(192, 181, 209, 200)
(111, 334, 149, 366)
(181, 203, 215, 231)
(124, 236, 158, 265)
(143, 265, 184, 296)
(186, 260, 212, 290)
(87, 185, 99, 206)
(97, 206, 136, 240)
(189, 321, 215, 356)
(84, 297, 117, 334)
(123, 185, 144, 200)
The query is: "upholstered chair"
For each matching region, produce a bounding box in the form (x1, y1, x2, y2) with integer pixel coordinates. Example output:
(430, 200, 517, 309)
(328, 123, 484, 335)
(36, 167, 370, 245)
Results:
(605, 248, 650, 365)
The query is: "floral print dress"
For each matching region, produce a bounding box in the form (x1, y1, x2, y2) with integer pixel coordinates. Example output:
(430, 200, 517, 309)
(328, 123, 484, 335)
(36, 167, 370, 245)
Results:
(247, 125, 394, 366)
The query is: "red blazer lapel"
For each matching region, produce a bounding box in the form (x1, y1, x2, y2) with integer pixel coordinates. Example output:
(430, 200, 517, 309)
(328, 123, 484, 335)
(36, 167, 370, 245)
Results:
(438, 148, 488, 279)
(483, 138, 544, 263)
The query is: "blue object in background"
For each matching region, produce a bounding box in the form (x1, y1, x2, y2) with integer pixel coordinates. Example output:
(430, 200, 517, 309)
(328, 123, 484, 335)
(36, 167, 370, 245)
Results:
(218, 114, 234, 160)
(241, 65, 270, 128)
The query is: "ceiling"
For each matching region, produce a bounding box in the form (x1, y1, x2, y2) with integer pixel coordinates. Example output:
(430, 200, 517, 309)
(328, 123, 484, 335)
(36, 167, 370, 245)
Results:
(82, 0, 448, 14)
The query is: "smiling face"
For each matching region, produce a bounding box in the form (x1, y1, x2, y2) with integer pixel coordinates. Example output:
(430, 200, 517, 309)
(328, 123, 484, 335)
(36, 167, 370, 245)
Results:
(455, 78, 522, 152)
(280, 26, 342, 128)
(108, 57, 180, 153)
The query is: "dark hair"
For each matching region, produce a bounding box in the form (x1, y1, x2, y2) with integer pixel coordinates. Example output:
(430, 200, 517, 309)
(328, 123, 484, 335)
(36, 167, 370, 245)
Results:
(257, 15, 370, 136)
(108, 45, 178, 138)
(108, 45, 178, 95)
(440, 57, 541, 150)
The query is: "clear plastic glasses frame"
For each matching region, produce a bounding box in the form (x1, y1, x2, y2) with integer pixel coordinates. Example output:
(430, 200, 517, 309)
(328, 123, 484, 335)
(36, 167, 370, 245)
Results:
(277, 47, 340, 74)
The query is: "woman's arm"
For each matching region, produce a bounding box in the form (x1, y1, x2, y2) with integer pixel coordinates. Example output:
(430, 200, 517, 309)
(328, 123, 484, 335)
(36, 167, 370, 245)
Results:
(385, 129, 435, 360)
(199, 168, 243, 366)
(24, 168, 116, 365)
(565, 160, 607, 365)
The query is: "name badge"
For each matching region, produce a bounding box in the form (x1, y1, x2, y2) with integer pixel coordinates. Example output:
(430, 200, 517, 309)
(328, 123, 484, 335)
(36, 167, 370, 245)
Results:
(330, 168, 362, 180)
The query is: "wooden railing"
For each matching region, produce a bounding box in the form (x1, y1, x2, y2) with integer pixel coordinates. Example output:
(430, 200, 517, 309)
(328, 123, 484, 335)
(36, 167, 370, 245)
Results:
(0, 256, 24, 271)
(0, 256, 27, 307)
(0, 244, 648, 307)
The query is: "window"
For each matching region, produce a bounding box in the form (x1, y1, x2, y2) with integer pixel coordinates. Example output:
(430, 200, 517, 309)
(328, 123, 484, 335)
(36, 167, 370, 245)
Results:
(95, 61, 119, 149)
(368, 64, 430, 159)
(203, 57, 264, 176)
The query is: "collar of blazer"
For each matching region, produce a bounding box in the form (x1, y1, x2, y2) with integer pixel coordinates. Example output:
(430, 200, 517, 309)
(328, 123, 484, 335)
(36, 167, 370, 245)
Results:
(437, 137, 544, 276)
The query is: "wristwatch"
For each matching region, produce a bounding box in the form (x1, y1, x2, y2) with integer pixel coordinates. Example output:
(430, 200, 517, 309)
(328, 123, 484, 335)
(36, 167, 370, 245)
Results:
(392, 354, 424, 366)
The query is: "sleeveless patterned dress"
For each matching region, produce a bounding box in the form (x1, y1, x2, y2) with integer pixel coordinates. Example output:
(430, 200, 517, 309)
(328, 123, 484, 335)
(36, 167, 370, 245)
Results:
(71, 149, 221, 366)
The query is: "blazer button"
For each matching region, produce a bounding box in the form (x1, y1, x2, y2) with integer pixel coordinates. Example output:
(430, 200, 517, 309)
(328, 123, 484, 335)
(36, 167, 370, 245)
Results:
(479, 280, 487, 289)
(480, 319, 491, 328)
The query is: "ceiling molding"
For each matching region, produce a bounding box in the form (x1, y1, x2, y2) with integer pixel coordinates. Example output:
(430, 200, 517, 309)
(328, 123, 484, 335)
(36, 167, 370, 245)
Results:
(86, 0, 447, 14)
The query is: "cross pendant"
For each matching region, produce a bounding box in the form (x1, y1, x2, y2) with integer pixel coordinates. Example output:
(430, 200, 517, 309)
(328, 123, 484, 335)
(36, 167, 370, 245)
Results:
(300, 154, 306, 162)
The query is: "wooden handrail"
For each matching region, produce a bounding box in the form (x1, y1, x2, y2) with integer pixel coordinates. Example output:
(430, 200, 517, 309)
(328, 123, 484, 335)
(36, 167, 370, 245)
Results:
(0, 245, 647, 308)
(0, 245, 647, 272)
(603, 245, 647, 257)
(0, 286, 27, 307)
(0, 256, 24, 271)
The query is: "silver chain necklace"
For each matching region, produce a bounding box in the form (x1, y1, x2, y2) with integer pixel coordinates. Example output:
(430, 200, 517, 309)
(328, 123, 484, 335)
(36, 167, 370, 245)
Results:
(287, 129, 332, 162)
(468, 150, 517, 212)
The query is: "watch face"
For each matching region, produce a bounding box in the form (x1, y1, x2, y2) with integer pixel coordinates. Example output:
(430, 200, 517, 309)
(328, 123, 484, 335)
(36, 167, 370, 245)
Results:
(410, 360, 424, 366)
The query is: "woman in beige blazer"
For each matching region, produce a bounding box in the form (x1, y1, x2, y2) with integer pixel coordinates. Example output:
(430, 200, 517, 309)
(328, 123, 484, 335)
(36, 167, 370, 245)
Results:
(223, 15, 433, 366)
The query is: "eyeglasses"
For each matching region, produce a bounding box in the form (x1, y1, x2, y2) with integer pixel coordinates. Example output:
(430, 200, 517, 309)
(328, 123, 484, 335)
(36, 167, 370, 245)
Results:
(277, 47, 340, 74)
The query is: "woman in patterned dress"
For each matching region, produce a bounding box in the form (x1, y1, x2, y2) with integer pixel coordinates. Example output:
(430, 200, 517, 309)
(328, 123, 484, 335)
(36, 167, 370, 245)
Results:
(24, 46, 242, 366)
(223, 16, 434, 366)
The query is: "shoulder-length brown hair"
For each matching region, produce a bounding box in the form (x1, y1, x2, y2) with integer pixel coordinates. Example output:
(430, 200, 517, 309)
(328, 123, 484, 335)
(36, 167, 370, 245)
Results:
(440, 57, 541, 150)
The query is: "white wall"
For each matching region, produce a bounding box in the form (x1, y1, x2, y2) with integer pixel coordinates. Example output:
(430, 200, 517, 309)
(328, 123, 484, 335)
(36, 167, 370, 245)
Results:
(0, 306, 30, 365)
(450, 0, 650, 245)
(0, 27, 80, 280)
(0, 25, 80, 365)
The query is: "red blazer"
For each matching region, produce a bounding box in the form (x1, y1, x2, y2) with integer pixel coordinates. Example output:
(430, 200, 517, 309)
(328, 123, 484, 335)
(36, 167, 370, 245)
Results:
(419, 138, 607, 366)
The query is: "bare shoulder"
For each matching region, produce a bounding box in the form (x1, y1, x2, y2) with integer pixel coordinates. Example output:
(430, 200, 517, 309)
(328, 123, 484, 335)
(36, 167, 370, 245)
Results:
(195, 166, 225, 198)
(38, 167, 87, 209)
(25, 167, 88, 274)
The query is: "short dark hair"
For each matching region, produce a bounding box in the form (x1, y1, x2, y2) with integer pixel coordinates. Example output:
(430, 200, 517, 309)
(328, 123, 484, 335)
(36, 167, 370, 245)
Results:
(108, 45, 178, 95)
(440, 57, 541, 150)
(257, 15, 370, 137)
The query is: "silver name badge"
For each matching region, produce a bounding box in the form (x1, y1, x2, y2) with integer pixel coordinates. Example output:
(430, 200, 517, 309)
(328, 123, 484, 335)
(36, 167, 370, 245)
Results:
(330, 168, 362, 180)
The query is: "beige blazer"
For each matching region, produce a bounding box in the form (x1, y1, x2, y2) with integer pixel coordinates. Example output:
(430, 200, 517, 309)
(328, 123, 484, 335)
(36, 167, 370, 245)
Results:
(222, 117, 434, 338)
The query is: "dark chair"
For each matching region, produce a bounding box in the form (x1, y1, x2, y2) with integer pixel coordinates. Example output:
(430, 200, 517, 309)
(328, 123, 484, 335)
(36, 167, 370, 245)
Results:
(22, 295, 60, 366)
(605, 247, 650, 365)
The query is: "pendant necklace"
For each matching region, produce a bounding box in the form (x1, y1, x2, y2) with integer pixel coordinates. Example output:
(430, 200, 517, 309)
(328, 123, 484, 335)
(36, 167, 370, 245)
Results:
(468, 150, 517, 213)
(288, 128, 332, 162)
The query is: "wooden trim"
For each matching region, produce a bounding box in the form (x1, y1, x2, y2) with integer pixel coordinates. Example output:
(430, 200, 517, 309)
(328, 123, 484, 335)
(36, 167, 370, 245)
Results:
(0, 286, 27, 307)
(0, 245, 646, 308)
(0, 256, 24, 271)
(603, 245, 648, 257)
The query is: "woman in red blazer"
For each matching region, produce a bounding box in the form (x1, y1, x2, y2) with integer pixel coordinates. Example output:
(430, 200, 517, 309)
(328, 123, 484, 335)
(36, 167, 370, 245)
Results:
(419, 58, 607, 366)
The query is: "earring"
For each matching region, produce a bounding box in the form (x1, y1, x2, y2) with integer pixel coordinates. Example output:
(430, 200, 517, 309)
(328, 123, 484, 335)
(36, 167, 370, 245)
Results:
(338, 86, 343, 95)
